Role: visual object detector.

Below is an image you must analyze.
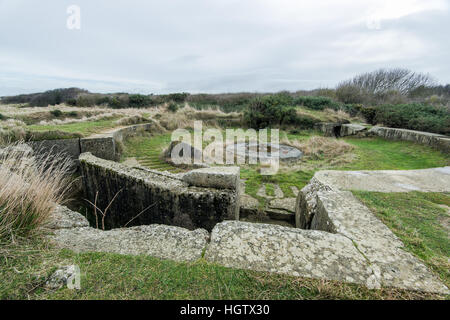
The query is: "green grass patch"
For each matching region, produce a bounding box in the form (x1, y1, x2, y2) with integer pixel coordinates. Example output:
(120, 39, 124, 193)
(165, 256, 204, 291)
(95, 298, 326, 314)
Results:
(341, 137, 450, 170)
(352, 191, 450, 288)
(120, 134, 182, 173)
(27, 117, 122, 137)
(0, 240, 440, 300)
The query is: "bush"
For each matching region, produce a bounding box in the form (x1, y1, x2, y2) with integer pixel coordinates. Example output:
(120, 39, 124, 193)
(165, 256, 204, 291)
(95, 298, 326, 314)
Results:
(109, 95, 129, 109)
(167, 93, 189, 103)
(75, 94, 98, 107)
(66, 98, 77, 106)
(359, 106, 377, 124)
(336, 68, 436, 105)
(335, 84, 366, 104)
(372, 103, 449, 134)
(0, 143, 72, 240)
(244, 94, 317, 129)
(50, 109, 63, 117)
(167, 102, 179, 113)
(294, 96, 340, 110)
(5, 88, 89, 107)
(187, 93, 261, 112)
(128, 94, 152, 108)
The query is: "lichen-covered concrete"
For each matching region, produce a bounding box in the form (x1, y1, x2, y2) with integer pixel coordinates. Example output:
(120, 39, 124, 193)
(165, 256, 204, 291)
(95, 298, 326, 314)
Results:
(183, 167, 240, 191)
(314, 190, 448, 294)
(369, 126, 450, 153)
(295, 170, 450, 294)
(204, 221, 373, 285)
(49, 206, 209, 262)
(340, 124, 367, 137)
(48, 205, 90, 229)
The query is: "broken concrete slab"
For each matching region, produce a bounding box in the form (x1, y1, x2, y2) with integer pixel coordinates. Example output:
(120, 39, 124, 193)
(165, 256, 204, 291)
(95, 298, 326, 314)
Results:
(295, 177, 334, 229)
(49, 205, 209, 262)
(51, 224, 209, 262)
(182, 166, 240, 190)
(205, 221, 372, 285)
(269, 198, 296, 213)
(48, 205, 90, 230)
(295, 175, 450, 294)
(340, 124, 367, 137)
(239, 194, 260, 217)
(264, 208, 294, 222)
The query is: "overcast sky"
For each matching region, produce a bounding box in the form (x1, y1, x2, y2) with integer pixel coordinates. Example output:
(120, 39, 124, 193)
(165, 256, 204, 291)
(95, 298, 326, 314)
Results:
(0, 0, 449, 96)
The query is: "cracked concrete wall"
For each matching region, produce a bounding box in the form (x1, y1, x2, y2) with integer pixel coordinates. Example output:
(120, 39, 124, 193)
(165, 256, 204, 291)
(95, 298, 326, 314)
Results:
(49, 205, 209, 262)
(79, 153, 238, 232)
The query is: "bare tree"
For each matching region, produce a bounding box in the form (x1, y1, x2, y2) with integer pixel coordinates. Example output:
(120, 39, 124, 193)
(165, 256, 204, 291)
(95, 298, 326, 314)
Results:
(336, 68, 436, 103)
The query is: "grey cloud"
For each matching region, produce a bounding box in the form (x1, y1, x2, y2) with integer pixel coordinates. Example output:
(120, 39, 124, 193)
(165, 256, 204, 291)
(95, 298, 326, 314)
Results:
(0, 0, 448, 96)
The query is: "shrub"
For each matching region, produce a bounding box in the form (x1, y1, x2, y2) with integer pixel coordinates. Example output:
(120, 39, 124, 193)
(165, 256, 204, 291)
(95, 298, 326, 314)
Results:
(335, 83, 366, 104)
(336, 68, 436, 105)
(50, 109, 63, 117)
(373, 103, 449, 134)
(4, 88, 89, 107)
(66, 98, 77, 106)
(0, 143, 72, 241)
(294, 96, 340, 110)
(359, 106, 377, 124)
(75, 94, 97, 107)
(244, 94, 317, 129)
(167, 102, 180, 113)
(128, 94, 152, 108)
(167, 93, 189, 103)
(109, 95, 129, 109)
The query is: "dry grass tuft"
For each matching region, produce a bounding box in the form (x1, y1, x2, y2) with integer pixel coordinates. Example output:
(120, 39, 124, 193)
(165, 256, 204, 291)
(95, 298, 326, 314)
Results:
(0, 142, 72, 241)
(283, 136, 355, 160)
(156, 105, 241, 130)
(0, 119, 27, 143)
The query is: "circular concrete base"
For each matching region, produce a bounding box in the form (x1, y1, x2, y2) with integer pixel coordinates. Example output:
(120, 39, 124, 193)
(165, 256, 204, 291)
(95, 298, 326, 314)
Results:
(225, 142, 303, 163)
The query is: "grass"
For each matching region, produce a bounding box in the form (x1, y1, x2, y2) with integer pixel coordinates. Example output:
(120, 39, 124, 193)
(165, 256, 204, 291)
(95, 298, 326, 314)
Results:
(0, 239, 441, 300)
(120, 133, 183, 173)
(341, 137, 450, 170)
(241, 168, 313, 207)
(27, 117, 122, 137)
(352, 191, 450, 288)
(0, 143, 72, 240)
(241, 134, 449, 205)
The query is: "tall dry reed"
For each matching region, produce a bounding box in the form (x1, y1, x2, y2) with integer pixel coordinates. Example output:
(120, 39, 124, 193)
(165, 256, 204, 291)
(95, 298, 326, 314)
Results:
(0, 142, 72, 241)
